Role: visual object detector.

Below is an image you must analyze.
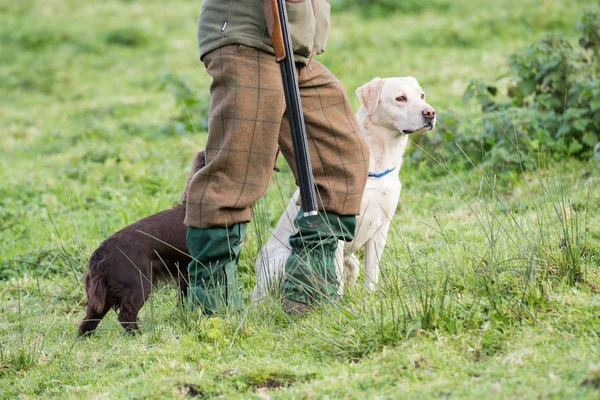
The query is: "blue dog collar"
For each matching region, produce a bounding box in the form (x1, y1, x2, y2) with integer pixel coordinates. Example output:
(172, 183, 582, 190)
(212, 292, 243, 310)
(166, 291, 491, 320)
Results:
(368, 167, 396, 178)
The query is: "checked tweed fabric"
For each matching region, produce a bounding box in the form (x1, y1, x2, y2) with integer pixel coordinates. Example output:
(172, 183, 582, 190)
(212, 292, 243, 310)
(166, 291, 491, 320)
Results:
(185, 45, 369, 229)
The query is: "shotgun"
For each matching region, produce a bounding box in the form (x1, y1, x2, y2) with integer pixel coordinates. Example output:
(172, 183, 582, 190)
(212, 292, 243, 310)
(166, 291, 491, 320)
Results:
(267, 0, 318, 217)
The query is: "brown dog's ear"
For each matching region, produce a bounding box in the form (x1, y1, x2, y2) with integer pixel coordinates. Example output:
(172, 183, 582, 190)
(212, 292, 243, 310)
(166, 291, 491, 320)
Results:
(193, 150, 207, 173)
(356, 77, 385, 115)
(181, 151, 207, 203)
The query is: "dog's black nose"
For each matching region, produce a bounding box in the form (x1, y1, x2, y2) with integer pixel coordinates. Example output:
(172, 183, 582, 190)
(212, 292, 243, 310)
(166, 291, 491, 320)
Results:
(422, 107, 436, 120)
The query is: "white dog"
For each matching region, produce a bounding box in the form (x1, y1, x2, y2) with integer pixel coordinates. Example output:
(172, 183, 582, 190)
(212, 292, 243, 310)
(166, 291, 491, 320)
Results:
(253, 77, 436, 301)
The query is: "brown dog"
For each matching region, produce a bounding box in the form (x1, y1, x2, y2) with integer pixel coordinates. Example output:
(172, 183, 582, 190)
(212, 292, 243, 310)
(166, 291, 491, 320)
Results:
(78, 151, 206, 335)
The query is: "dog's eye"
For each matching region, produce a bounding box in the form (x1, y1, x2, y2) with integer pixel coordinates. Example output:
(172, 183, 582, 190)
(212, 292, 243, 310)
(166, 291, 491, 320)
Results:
(421, 94, 425, 100)
(395, 96, 407, 103)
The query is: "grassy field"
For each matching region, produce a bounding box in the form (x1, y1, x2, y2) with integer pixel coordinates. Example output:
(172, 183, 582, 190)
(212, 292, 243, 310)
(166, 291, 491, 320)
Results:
(1, 0, 600, 398)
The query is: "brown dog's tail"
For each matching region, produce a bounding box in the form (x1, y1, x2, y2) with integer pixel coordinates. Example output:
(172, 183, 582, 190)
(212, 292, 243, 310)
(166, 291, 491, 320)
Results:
(84, 248, 109, 314)
(181, 150, 207, 203)
(79, 247, 111, 336)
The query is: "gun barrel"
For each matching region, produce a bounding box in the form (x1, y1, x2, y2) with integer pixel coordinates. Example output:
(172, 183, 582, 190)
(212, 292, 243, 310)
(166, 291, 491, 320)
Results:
(271, 0, 318, 216)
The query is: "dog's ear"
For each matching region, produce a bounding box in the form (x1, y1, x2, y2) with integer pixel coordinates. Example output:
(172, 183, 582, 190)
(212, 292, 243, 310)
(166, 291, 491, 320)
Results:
(356, 77, 385, 115)
(181, 151, 207, 203)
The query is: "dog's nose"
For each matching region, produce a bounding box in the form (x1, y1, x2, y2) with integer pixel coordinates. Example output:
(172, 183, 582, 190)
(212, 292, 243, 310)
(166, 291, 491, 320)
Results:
(422, 107, 436, 119)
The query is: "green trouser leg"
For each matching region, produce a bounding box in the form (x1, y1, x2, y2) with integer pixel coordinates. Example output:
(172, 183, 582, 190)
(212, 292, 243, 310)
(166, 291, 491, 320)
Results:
(186, 224, 246, 316)
(282, 210, 356, 305)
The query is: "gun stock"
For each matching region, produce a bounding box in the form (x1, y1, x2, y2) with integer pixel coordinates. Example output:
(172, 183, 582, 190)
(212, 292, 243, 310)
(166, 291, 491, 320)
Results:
(268, 0, 286, 62)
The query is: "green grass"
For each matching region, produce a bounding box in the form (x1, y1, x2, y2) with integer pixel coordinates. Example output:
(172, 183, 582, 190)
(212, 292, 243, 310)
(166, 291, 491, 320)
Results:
(1, 0, 600, 398)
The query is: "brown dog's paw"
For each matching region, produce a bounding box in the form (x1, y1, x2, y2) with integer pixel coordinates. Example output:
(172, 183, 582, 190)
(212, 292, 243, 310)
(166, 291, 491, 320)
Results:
(78, 322, 97, 338)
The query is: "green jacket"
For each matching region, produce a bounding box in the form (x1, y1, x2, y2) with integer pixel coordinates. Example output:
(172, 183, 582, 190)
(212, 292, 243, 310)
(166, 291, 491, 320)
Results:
(197, 0, 331, 64)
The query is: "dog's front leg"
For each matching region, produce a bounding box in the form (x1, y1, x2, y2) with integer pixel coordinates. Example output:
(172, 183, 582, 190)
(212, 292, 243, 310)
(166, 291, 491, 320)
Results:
(335, 240, 345, 296)
(252, 247, 273, 301)
(364, 221, 391, 291)
(364, 239, 378, 291)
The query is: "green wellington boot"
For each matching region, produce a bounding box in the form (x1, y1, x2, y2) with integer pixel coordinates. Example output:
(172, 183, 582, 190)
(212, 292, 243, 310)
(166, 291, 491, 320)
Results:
(186, 223, 246, 316)
(282, 210, 356, 312)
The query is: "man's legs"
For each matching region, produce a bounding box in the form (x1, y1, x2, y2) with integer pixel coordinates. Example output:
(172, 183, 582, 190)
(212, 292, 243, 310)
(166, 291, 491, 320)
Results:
(278, 61, 370, 309)
(185, 47, 369, 314)
(281, 209, 356, 310)
(184, 45, 285, 315)
(186, 224, 246, 315)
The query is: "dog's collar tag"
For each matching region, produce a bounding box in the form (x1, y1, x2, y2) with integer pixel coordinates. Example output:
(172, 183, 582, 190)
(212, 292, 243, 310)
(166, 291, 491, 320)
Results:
(368, 167, 396, 178)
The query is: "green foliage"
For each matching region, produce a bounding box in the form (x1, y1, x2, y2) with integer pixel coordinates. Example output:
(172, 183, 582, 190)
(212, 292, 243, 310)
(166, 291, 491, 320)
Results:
(462, 81, 498, 112)
(577, 9, 600, 72)
(330, 0, 452, 16)
(458, 10, 600, 168)
(507, 34, 578, 108)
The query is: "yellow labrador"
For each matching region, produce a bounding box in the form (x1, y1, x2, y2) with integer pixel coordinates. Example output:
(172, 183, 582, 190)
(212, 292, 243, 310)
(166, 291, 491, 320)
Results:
(253, 77, 436, 300)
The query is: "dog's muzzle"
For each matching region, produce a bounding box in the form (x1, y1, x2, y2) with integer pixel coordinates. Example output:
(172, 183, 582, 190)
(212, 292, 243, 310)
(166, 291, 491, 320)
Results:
(420, 106, 437, 131)
(400, 107, 437, 134)
(402, 119, 436, 135)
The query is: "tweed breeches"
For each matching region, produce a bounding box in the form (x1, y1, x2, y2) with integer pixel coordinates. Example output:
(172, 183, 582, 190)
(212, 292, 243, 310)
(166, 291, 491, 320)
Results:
(185, 45, 369, 228)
